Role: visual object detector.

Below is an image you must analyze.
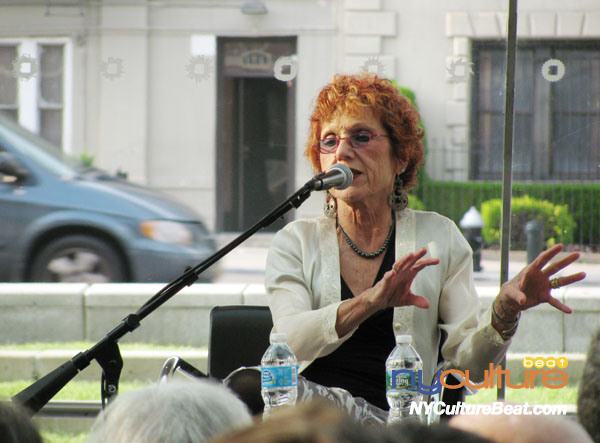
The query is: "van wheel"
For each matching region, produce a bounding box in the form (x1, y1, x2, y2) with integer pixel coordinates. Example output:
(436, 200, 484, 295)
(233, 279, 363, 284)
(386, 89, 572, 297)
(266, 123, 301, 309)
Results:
(29, 235, 127, 283)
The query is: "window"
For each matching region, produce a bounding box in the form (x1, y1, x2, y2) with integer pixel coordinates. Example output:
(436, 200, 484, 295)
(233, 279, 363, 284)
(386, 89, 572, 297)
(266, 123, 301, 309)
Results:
(39, 44, 64, 147)
(0, 39, 69, 150)
(470, 40, 600, 181)
(0, 45, 18, 121)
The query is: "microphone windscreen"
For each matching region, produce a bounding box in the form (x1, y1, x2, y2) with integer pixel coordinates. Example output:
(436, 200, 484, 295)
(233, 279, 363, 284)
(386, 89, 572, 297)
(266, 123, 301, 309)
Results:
(328, 163, 353, 190)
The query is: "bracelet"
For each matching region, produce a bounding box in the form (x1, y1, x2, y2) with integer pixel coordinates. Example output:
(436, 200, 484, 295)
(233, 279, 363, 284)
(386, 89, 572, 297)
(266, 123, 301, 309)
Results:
(492, 303, 520, 338)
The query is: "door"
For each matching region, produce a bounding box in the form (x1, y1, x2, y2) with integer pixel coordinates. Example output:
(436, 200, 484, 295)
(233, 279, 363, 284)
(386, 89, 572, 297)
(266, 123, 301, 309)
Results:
(217, 37, 296, 232)
(235, 77, 288, 231)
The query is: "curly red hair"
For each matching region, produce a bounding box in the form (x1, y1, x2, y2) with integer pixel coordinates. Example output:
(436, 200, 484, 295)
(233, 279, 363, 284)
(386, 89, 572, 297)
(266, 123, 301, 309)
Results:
(305, 73, 424, 190)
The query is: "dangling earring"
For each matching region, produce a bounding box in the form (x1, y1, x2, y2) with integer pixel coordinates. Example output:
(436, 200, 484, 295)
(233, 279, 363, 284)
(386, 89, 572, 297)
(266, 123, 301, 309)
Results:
(324, 191, 337, 218)
(388, 174, 408, 211)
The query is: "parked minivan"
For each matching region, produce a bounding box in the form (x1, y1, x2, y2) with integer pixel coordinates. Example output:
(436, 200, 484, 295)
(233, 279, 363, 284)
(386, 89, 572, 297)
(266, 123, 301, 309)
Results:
(0, 114, 217, 283)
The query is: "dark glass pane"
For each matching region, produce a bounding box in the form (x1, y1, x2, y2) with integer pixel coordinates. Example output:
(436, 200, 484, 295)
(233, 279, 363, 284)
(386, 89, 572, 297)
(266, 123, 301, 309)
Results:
(40, 109, 62, 147)
(514, 49, 534, 113)
(478, 49, 506, 112)
(554, 49, 600, 112)
(552, 114, 600, 179)
(0, 109, 18, 121)
(473, 41, 600, 180)
(551, 48, 600, 178)
(0, 45, 18, 105)
(39, 44, 63, 105)
(513, 113, 533, 176)
(476, 113, 504, 178)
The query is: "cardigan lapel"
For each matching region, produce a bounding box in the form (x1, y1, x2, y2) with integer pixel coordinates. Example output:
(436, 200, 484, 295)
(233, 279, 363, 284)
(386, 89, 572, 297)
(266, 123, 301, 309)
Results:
(393, 209, 416, 335)
(316, 210, 416, 336)
(318, 216, 342, 308)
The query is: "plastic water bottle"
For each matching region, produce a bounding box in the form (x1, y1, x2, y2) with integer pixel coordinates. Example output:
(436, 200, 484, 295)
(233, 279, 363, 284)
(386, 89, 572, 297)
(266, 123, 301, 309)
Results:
(386, 335, 424, 424)
(261, 332, 298, 418)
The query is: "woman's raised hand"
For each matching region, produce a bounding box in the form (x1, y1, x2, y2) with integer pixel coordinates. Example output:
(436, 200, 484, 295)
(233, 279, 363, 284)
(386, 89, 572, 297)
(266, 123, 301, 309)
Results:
(495, 244, 586, 318)
(367, 248, 440, 310)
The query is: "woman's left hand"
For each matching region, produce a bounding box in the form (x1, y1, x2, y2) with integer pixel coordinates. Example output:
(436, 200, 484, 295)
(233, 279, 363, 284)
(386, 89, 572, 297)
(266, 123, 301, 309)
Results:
(494, 244, 586, 319)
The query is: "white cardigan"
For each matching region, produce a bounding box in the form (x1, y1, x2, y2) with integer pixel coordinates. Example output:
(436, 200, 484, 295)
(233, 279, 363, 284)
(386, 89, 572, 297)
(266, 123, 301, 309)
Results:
(265, 209, 511, 386)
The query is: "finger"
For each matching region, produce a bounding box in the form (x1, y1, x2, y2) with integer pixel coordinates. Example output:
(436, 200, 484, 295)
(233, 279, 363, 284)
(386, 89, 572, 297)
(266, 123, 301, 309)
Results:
(411, 294, 430, 309)
(501, 287, 527, 308)
(392, 253, 415, 271)
(382, 269, 397, 282)
(411, 258, 440, 273)
(393, 249, 427, 271)
(532, 243, 563, 269)
(551, 272, 587, 288)
(547, 296, 572, 314)
(405, 248, 428, 267)
(543, 252, 581, 276)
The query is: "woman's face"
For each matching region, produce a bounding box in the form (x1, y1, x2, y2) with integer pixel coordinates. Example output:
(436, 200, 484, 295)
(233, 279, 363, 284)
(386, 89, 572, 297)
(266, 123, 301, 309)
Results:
(318, 108, 404, 208)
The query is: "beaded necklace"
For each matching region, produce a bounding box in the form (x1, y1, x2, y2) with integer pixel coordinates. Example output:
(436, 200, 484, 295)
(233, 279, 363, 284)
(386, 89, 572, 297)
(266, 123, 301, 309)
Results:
(338, 219, 394, 259)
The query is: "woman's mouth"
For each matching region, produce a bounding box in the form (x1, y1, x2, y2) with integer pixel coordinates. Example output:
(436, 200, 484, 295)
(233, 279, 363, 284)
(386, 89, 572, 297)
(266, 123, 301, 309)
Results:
(350, 168, 362, 178)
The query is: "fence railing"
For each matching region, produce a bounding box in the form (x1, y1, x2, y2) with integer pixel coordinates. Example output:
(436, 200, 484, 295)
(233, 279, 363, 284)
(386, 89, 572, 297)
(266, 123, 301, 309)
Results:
(413, 179, 600, 250)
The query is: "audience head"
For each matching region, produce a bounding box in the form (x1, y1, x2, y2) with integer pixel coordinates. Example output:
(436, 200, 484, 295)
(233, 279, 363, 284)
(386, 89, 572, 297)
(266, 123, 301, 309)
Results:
(449, 404, 593, 443)
(0, 401, 42, 443)
(87, 379, 252, 443)
(578, 329, 600, 442)
(223, 367, 264, 416)
(211, 399, 386, 443)
(385, 421, 493, 443)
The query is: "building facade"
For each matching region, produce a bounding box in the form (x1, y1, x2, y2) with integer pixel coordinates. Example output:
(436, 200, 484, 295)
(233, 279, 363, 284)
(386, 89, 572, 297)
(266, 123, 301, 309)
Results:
(1, 0, 599, 232)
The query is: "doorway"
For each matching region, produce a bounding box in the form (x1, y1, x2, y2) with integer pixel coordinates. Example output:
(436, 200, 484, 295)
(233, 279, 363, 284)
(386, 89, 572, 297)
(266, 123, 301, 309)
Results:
(216, 37, 296, 232)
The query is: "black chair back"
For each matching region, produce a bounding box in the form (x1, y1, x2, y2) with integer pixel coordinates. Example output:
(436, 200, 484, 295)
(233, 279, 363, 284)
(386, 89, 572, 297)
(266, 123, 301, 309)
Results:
(208, 305, 273, 380)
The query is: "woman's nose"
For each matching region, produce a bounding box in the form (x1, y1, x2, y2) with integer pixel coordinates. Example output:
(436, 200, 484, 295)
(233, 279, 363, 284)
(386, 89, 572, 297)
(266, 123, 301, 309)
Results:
(335, 137, 354, 161)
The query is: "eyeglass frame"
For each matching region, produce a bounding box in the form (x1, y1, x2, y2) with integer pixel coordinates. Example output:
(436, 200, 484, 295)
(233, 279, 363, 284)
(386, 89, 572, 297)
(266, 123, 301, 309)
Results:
(312, 133, 389, 154)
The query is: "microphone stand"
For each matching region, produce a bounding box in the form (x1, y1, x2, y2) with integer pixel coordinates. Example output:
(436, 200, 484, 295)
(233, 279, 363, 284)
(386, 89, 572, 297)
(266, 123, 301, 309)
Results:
(12, 182, 315, 415)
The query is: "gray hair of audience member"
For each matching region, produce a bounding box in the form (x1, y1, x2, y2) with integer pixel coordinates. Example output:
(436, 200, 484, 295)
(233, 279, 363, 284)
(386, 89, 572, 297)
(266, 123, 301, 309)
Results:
(87, 379, 252, 443)
(450, 405, 593, 443)
(578, 329, 600, 443)
(211, 399, 388, 443)
(0, 401, 43, 443)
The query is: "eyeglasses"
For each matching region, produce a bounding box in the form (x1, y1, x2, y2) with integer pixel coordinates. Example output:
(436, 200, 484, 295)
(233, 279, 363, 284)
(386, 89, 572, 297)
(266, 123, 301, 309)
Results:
(313, 133, 388, 154)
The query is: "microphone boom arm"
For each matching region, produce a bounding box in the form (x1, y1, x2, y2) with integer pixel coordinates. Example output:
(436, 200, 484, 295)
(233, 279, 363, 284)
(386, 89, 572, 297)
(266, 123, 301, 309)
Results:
(12, 183, 314, 415)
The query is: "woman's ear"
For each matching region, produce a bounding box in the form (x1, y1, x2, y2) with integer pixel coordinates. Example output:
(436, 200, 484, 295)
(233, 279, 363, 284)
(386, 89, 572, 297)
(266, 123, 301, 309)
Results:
(395, 159, 407, 175)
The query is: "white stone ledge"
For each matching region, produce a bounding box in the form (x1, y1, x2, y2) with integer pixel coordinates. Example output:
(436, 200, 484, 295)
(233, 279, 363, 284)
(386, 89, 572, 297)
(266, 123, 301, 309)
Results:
(446, 11, 600, 37)
(344, 0, 381, 11)
(0, 283, 597, 352)
(344, 11, 396, 36)
(0, 349, 208, 382)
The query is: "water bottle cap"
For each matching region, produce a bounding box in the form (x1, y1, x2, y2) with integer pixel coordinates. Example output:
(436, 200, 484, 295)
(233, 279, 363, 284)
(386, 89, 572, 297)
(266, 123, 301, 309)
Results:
(270, 332, 287, 343)
(395, 335, 412, 344)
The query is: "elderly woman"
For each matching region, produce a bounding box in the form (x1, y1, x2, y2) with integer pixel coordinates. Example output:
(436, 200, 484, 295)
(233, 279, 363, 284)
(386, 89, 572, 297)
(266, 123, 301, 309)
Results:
(265, 73, 585, 414)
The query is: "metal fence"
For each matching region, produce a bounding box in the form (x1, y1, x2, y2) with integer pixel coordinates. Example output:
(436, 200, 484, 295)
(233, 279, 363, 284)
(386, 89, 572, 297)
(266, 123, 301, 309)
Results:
(414, 149, 600, 251)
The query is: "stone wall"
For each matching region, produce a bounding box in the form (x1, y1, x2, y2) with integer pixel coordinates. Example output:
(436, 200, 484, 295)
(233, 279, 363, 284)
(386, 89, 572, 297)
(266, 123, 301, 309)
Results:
(1, 283, 597, 351)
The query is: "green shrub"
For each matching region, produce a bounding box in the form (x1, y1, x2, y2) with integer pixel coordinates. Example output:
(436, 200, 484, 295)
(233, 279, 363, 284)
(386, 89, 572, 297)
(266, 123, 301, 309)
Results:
(414, 181, 600, 247)
(408, 193, 424, 210)
(481, 195, 576, 249)
(79, 151, 94, 167)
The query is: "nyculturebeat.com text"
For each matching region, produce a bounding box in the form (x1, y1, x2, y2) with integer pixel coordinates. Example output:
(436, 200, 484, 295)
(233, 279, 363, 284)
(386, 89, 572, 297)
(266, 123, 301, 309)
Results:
(411, 401, 568, 416)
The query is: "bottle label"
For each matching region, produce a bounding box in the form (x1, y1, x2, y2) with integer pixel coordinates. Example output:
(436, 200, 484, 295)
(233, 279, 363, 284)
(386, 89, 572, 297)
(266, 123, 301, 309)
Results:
(261, 366, 298, 388)
(386, 370, 419, 392)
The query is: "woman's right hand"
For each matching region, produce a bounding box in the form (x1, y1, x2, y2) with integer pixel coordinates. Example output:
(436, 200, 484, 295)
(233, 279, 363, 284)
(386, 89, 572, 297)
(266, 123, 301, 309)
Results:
(335, 248, 439, 338)
(364, 248, 439, 311)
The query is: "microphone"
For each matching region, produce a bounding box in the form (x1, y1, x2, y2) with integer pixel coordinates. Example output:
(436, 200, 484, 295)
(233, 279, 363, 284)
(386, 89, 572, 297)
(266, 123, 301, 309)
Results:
(306, 163, 353, 191)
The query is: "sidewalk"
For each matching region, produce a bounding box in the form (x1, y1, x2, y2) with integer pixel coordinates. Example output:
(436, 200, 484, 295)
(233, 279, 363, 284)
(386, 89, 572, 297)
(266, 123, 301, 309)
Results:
(215, 233, 599, 288)
(476, 249, 600, 287)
